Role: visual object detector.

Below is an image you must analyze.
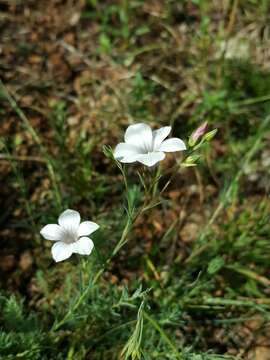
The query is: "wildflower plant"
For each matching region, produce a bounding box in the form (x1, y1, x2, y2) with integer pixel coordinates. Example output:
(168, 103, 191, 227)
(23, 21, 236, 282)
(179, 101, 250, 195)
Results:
(2, 3, 270, 358)
(38, 121, 216, 356)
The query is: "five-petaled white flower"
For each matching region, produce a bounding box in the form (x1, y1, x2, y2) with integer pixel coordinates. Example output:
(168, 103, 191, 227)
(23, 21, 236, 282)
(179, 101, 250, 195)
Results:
(114, 123, 186, 167)
(40, 209, 99, 262)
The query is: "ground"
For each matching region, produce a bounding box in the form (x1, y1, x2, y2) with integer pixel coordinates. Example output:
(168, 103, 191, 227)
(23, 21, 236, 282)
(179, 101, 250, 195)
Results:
(0, 1, 270, 359)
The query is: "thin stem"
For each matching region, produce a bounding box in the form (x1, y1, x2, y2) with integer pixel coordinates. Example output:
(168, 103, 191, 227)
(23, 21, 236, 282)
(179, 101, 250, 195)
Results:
(152, 164, 161, 197)
(0, 154, 46, 163)
(52, 283, 91, 331)
(143, 311, 183, 360)
(117, 163, 133, 215)
(78, 257, 86, 294)
(186, 297, 270, 308)
(93, 320, 136, 345)
(226, 265, 270, 287)
(226, 0, 239, 37)
(237, 93, 270, 106)
(111, 216, 133, 257)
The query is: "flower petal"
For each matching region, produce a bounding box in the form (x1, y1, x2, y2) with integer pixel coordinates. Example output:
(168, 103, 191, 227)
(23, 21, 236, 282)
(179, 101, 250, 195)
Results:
(72, 237, 94, 255)
(78, 221, 99, 237)
(158, 138, 186, 152)
(191, 122, 208, 142)
(51, 242, 73, 262)
(152, 126, 171, 150)
(40, 224, 65, 241)
(114, 143, 141, 162)
(118, 154, 141, 163)
(124, 123, 153, 152)
(58, 209, 80, 231)
(137, 152, 165, 167)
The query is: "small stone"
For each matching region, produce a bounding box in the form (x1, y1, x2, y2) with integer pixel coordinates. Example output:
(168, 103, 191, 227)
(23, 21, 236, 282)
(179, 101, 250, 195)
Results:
(19, 251, 33, 271)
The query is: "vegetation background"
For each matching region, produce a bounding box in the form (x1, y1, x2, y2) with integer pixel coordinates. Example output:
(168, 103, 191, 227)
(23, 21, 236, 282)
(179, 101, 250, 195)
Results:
(0, 0, 270, 359)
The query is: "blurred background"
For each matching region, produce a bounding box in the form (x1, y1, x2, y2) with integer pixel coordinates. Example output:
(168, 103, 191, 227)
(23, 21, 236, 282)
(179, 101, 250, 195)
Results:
(0, 1, 270, 359)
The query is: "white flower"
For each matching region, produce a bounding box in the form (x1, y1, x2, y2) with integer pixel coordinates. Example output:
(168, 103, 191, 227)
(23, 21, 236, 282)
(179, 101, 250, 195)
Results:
(40, 209, 99, 262)
(114, 123, 186, 167)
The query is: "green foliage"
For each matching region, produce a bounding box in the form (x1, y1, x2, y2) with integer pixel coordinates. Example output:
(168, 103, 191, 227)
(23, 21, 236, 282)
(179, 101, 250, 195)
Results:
(83, 1, 137, 54)
(121, 301, 145, 359)
(1, 1, 270, 359)
(207, 257, 225, 275)
(0, 295, 46, 359)
(129, 71, 158, 119)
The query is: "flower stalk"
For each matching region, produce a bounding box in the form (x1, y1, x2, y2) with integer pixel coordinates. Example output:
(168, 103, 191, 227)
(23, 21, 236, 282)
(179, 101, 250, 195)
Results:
(48, 121, 216, 337)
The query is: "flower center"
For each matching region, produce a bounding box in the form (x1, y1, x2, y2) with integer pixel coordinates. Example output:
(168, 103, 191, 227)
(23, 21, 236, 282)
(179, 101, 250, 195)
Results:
(63, 229, 78, 244)
(141, 139, 153, 154)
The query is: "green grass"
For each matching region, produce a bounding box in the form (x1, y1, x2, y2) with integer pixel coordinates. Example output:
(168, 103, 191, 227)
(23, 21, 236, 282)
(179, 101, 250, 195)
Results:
(1, 0, 270, 359)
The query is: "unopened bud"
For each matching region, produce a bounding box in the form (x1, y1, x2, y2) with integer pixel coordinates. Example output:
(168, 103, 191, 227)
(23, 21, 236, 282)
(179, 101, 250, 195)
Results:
(189, 122, 208, 146)
(182, 154, 201, 167)
(202, 129, 217, 142)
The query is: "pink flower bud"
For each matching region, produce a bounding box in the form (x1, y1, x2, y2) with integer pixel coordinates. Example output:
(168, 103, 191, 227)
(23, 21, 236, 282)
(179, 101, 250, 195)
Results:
(191, 121, 208, 142)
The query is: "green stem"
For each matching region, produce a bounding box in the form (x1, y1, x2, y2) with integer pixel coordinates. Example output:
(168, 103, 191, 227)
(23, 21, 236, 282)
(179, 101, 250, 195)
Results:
(118, 163, 132, 215)
(143, 311, 183, 360)
(237, 94, 270, 106)
(186, 297, 270, 308)
(152, 164, 161, 197)
(52, 285, 90, 331)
